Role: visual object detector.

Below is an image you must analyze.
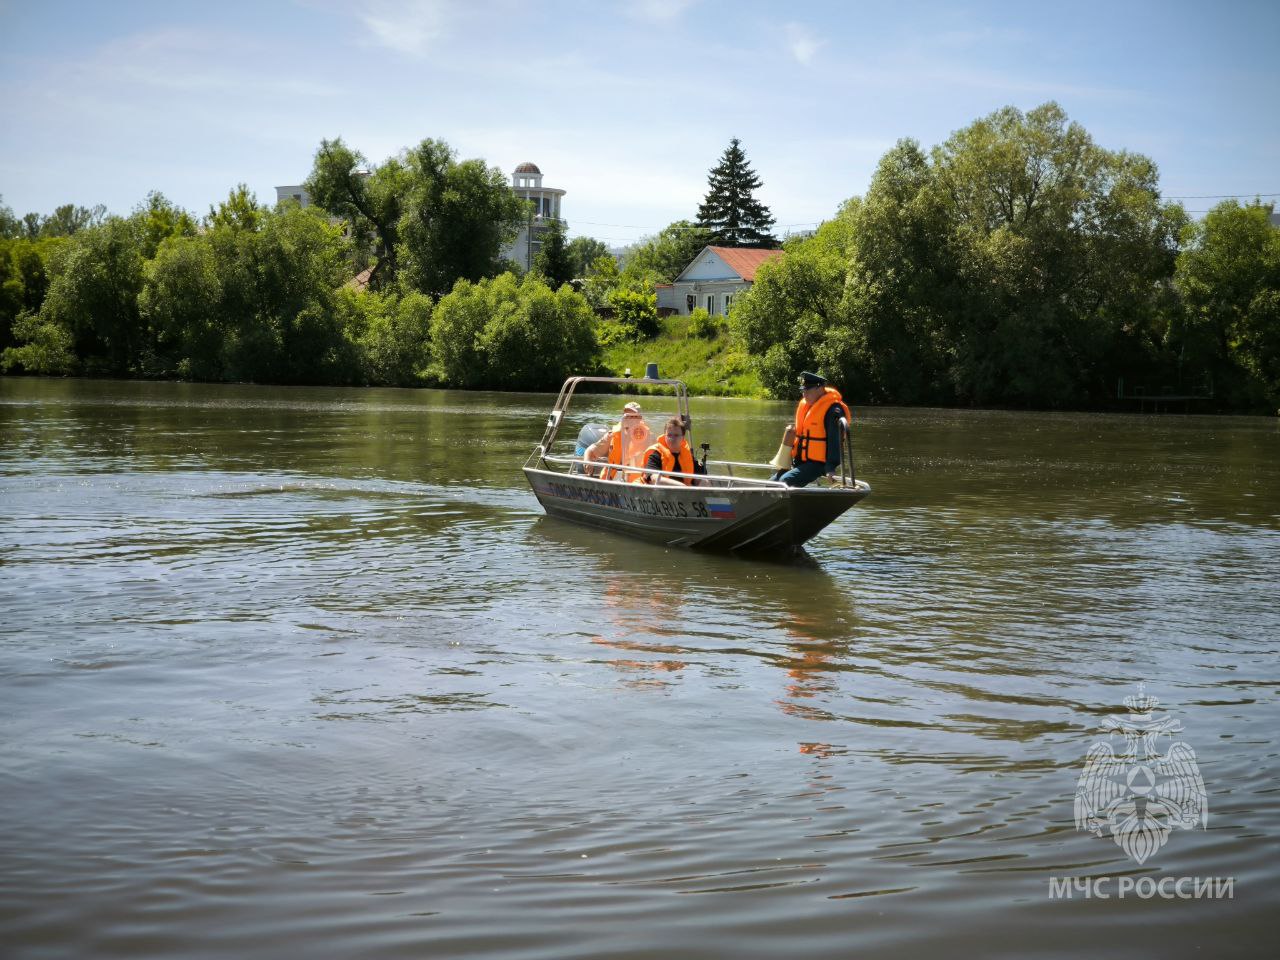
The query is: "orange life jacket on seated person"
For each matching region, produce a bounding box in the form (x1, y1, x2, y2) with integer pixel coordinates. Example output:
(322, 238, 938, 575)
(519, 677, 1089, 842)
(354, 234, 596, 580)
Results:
(636, 435, 695, 485)
(602, 425, 645, 482)
(791, 386, 852, 465)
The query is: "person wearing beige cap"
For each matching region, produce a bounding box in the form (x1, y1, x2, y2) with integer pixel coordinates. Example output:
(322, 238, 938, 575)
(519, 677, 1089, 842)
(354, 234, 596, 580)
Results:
(584, 401, 652, 481)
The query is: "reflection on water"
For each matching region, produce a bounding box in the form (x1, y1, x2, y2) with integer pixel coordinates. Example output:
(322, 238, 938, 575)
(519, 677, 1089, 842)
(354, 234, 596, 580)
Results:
(1, 377, 1278, 960)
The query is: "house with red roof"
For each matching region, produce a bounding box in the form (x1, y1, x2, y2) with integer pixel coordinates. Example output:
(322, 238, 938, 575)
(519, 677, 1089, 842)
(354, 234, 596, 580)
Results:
(658, 245, 783, 317)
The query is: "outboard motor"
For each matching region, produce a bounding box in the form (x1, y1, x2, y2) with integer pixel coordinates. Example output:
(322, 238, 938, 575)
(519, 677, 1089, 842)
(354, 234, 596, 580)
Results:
(572, 423, 609, 474)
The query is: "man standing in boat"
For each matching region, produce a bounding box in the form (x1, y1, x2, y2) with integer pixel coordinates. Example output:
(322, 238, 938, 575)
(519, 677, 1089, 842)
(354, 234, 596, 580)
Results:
(772, 372, 851, 488)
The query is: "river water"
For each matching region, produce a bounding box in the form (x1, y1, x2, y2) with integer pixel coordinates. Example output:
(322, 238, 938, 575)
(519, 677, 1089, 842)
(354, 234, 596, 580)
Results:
(1, 377, 1277, 959)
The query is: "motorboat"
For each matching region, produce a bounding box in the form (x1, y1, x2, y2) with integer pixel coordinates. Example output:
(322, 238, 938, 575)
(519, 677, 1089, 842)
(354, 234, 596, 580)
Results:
(522, 373, 871, 554)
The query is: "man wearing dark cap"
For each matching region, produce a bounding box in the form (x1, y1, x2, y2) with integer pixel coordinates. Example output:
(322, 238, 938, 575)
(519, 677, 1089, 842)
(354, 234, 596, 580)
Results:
(771, 372, 852, 487)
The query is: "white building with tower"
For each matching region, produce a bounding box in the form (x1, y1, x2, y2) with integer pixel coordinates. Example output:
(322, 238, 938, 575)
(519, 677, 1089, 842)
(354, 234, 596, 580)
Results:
(501, 162, 567, 272)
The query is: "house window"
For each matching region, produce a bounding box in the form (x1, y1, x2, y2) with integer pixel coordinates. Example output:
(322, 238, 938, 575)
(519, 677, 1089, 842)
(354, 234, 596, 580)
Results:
(723, 294, 733, 315)
(706, 294, 715, 314)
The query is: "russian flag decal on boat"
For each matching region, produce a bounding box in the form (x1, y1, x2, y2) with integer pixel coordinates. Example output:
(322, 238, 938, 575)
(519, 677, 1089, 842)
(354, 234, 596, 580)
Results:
(705, 497, 736, 519)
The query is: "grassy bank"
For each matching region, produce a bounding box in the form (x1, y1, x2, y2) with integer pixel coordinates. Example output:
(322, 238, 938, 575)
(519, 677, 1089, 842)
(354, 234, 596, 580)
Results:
(598, 315, 761, 397)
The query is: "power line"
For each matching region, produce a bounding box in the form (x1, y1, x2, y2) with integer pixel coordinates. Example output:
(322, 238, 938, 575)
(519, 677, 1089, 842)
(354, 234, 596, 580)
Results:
(574, 194, 1276, 239)
(1162, 192, 1279, 199)
(570, 219, 823, 231)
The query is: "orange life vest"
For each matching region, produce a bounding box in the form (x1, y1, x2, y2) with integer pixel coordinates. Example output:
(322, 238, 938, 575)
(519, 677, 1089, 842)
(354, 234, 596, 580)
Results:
(791, 386, 851, 465)
(637, 435, 695, 484)
(602, 423, 647, 482)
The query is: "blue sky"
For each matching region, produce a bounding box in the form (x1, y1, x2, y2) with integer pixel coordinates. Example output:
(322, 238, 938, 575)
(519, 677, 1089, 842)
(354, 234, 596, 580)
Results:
(1, 0, 1277, 245)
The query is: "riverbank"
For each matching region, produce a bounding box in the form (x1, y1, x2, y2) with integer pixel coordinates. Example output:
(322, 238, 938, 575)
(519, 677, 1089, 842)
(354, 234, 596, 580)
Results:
(598, 315, 762, 397)
(3, 364, 1261, 415)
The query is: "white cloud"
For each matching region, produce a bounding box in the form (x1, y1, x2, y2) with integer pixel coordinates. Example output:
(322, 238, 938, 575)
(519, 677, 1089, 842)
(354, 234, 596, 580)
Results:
(360, 0, 455, 56)
(786, 22, 822, 66)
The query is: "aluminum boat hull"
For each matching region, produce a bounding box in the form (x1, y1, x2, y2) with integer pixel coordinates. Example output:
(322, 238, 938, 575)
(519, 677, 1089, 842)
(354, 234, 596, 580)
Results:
(524, 467, 870, 553)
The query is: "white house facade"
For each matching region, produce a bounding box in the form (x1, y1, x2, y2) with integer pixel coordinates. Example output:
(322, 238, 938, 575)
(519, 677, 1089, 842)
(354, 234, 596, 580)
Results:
(275, 184, 312, 207)
(660, 246, 783, 316)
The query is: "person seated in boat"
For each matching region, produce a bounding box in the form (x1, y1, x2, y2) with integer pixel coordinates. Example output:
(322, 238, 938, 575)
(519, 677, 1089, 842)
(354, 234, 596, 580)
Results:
(771, 372, 851, 488)
(584, 401, 652, 481)
(636, 416, 700, 486)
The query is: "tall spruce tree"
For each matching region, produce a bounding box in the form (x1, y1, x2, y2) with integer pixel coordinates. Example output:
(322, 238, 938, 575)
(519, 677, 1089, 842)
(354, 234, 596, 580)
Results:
(696, 138, 777, 247)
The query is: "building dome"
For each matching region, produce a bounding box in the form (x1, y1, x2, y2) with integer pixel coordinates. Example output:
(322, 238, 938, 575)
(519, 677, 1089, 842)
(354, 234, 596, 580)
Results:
(514, 162, 542, 174)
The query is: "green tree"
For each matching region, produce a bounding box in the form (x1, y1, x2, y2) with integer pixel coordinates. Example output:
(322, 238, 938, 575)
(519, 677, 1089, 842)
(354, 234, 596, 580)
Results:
(532, 218, 574, 289)
(207, 183, 266, 233)
(732, 200, 859, 396)
(40, 203, 107, 238)
(34, 217, 145, 375)
(0, 242, 21, 348)
(134, 188, 358, 384)
(139, 234, 224, 379)
(3, 201, 107, 241)
(920, 104, 1185, 405)
(0, 235, 62, 352)
(834, 139, 958, 404)
(397, 139, 526, 297)
(566, 235, 610, 277)
(429, 275, 492, 388)
(209, 196, 354, 384)
(620, 220, 713, 286)
(479, 279, 599, 390)
(687, 305, 723, 339)
(131, 192, 197, 260)
(1175, 200, 1280, 408)
(735, 103, 1187, 407)
(0, 197, 20, 239)
(431, 273, 599, 389)
(696, 138, 777, 247)
(609, 286, 659, 340)
(2, 308, 75, 374)
(306, 138, 407, 290)
(583, 253, 620, 309)
(7, 188, 361, 384)
(341, 288, 434, 386)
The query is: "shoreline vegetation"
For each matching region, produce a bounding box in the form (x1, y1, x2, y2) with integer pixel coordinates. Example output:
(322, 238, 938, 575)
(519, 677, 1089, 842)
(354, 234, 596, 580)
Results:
(2, 103, 1277, 413)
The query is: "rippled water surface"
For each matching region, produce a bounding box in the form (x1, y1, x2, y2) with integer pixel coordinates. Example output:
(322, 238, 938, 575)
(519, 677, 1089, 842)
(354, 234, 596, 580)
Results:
(2, 377, 1278, 959)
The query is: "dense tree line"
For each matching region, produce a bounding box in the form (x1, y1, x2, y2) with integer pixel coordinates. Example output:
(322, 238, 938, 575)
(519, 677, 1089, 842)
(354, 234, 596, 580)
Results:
(1, 139, 604, 390)
(4, 109, 1277, 410)
(733, 103, 1280, 411)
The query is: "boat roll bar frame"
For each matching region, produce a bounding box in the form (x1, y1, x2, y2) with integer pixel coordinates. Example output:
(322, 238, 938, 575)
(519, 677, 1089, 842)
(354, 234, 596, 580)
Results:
(534, 376, 691, 455)
(528, 374, 860, 490)
(839, 417, 856, 487)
